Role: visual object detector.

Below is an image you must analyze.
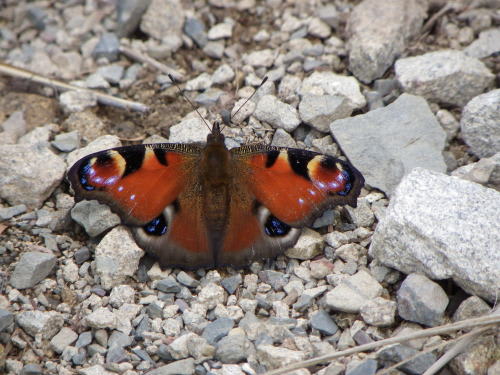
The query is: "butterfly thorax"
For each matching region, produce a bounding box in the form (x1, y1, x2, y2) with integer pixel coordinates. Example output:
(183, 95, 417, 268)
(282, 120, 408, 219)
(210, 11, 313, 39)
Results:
(200, 133, 232, 250)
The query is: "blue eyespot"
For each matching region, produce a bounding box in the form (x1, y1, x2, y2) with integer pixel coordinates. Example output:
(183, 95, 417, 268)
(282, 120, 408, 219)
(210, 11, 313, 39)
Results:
(80, 164, 95, 191)
(264, 215, 291, 237)
(144, 215, 167, 236)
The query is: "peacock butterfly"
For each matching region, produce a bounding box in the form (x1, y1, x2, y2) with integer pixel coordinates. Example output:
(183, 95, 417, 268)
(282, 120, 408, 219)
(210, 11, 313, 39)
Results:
(68, 80, 364, 269)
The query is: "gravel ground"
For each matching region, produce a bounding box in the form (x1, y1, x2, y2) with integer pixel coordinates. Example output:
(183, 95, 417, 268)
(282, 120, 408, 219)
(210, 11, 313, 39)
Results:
(0, 1, 499, 375)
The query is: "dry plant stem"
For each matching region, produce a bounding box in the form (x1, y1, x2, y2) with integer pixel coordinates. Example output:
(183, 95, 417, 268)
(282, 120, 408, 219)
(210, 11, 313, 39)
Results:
(0, 62, 149, 112)
(422, 326, 493, 375)
(262, 314, 500, 375)
(119, 46, 184, 82)
(376, 325, 494, 375)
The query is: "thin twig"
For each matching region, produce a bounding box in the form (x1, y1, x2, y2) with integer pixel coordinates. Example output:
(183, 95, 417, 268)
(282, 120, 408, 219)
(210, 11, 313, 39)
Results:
(0, 62, 149, 112)
(262, 313, 500, 375)
(119, 46, 184, 82)
(422, 306, 500, 375)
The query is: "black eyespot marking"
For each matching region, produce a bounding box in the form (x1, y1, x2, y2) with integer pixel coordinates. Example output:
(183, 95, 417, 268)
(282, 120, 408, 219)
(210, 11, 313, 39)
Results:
(265, 150, 280, 168)
(172, 199, 180, 213)
(121, 148, 145, 177)
(79, 162, 95, 191)
(288, 151, 312, 181)
(144, 214, 168, 236)
(154, 148, 168, 166)
(264, 215, 291, 237)
(320, 155, 336, 170)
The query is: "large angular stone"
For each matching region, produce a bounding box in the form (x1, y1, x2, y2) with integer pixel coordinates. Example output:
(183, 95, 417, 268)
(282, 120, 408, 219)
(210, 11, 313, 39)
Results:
(16, 311, 64, 339)
(330, 94, 446, 196)
(395, 50, 494, 106)
(460, 89, 500, 159)
(10, 251, 57, 289)
(95, 226, 144, 289)
(369, 168, 500, 302)
(347, 0, 427, 83)
(0, 143, 66, 209)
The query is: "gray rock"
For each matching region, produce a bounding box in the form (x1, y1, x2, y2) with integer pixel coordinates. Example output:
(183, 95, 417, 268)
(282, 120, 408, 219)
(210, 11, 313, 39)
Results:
(59, 90, 98, 113)
(109, 285, 135, 308)
(185, 72, 212, 91)
(177, 271, 199, 288)
(395, 50, 494, 106)
(325, 270, 383, 313)
(0, 309, 14, 332)
(79, 365, 114, 375)
(345, 359, 378, 375)
(285, 228, 323, 260)
(156, 276, 181, 293)
(460, 89, 500, 158)
(453, 296, 491, 322)
(202, 317, 234, 345)
(377, 343, 436, 374)
(211, 64, 235, 85)
(92, 32, 120, 61)
(0, 111, 26, 145)
(310, 310, 338, 336)
(106, 345, 129, 363)
(195, 88, 225, 106)
(254, 95, 300, 132)
(71, 200, 121, 237)
(299, 95, 352, 133)
(256, 344, 306, 370)
(50, 327, 78, 353)
(347, 0, 427, 83)
(215, 333, 250, 363)
(397, 273, 449, 327)
(463, 28, 500, 58)
(75, 331, 92, 348)
(20, 363, 43, 375)
(169, 117, 211, 143)
(86, 73, 110, 89)
(369, 168, 500, 302)
(51, 130, 80, 152)
(140, 0, 184, 52)
(0, 204, 27, 221)
(203, 41, 224, 59)
(271, 128, 297, 148)
(330, 94, 447, 196)
(183, 17, 208, 48)
(259, 270, 287, 291)
(300, 71, 366, 110)
(117, 0, 151, 37)
(360, 297, 397, 327)
(221, 274, 242, 295)
(146, 358, 195, 375)
(74, 247, 91, 264)
(450, 336, 496, 375)
(452, 153, 500, 188)
(97, 65, 125, 84)
(10, 251, 56, 289)
(85, 308, 118, 330)
(0, 143, 66, 209)
(243, 49, 275, 68)
(208, 22, 233, 40)
(94, 226, 144, 289)
(16, 310, 64, 339)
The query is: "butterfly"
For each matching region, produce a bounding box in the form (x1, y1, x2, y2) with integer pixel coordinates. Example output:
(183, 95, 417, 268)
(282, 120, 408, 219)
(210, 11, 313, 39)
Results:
(68, 80, 364, 269)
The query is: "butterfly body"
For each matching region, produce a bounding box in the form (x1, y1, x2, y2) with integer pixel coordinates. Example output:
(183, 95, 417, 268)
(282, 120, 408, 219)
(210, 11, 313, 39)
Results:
(68, 123, 364, 268)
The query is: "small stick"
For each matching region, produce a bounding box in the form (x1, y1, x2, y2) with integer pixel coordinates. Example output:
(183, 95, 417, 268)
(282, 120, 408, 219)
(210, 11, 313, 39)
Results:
(262, 313, 500, 375)
(119, 46, 184, 82)
(0, 62, 149, 112)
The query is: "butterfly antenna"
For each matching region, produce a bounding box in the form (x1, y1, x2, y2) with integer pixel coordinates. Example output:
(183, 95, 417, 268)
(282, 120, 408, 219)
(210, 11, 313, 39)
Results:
(168, 73, 212, 132)
(221, 76, 268, 131)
